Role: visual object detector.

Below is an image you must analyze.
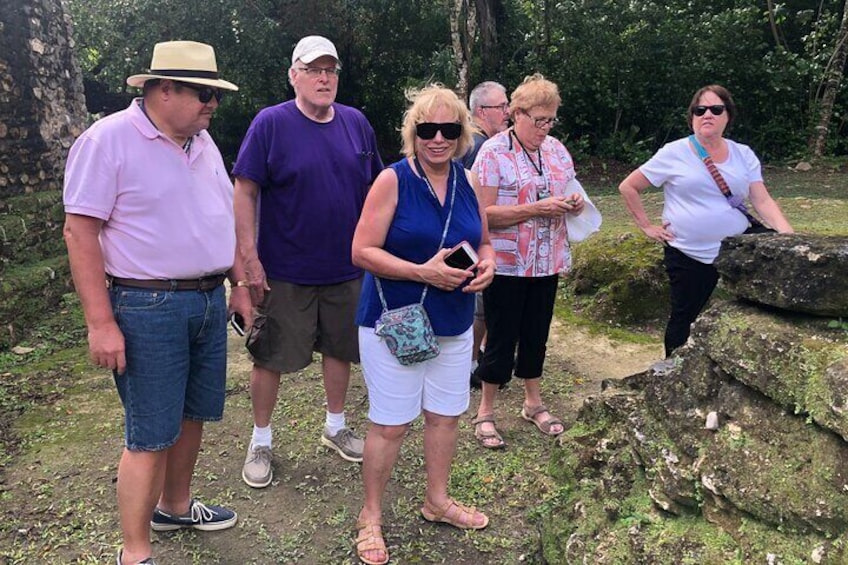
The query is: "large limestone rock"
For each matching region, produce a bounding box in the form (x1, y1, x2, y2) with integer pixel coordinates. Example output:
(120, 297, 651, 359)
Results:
(540, 235, 848, 563)
(716, 234, 848, 317)
(645, 324, 848, 536)
(692, 302, 848, 442)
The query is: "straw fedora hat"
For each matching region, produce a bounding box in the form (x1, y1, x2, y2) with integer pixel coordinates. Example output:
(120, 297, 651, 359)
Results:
(127, 41, 238, 91)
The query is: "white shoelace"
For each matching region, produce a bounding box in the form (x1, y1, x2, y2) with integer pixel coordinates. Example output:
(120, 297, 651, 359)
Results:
(190, 500, 218, 523)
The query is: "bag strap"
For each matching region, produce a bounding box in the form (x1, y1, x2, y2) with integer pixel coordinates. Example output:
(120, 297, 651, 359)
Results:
(374, 160, 458, 311)
(688, 134, 766, 229)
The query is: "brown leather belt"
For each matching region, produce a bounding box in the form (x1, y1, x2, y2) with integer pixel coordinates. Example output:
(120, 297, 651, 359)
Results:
(106, 274, 227, 292)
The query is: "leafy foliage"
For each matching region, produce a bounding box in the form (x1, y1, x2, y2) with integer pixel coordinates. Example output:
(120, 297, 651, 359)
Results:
(67, 0, 848, 164)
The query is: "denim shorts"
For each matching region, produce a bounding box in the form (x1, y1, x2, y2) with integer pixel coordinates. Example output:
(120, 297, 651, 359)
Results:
(110, 284, 227, 451)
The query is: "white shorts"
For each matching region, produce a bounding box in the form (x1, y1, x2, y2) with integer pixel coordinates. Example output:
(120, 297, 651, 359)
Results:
(358, 326, 472, 425)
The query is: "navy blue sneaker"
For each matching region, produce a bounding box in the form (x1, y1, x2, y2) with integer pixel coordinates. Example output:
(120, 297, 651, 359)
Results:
(150, 499, 237, 532)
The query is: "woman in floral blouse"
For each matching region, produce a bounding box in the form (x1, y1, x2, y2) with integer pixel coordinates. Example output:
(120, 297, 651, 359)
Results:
(470, 74, 595, 449)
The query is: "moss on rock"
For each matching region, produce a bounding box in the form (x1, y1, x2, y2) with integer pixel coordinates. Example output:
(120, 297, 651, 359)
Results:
(566, 232, 667, 324)
(0, 256, 72, 350)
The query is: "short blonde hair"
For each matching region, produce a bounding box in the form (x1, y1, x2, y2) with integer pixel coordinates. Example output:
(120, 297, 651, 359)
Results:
(509, 73, 561, 117)
(400, 84, 474, 159)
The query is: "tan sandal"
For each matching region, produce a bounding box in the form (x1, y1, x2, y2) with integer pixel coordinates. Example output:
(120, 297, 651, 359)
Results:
(355, 519, 389, 565)
(421, 498, 489, 530)
(521, 404, 564, 436)
(472, 414, 506, 449)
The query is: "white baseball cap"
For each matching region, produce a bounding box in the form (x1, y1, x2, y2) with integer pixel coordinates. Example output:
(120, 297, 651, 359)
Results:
(291, 35, 339, 65)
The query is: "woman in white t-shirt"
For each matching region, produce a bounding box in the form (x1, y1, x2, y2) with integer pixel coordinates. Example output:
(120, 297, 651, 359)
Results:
(619, 84, 793, 357)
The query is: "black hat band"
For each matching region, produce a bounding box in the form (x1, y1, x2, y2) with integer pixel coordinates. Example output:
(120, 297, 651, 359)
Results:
(150, 69, 219, 79)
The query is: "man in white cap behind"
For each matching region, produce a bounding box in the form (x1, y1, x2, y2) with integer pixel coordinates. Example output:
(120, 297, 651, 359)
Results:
(233, 36, 383, 488)
(63, 40, 249, 565)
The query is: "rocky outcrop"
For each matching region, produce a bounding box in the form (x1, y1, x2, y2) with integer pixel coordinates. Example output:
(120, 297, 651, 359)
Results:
(542, 235, 848, 564)
(715, 234, 848, 317)
(692, 303, 848, 443)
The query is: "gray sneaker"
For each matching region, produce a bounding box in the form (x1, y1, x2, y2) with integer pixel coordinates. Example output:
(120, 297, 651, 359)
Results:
(242, 443, 273, 488)
(321, 427, 364, 462)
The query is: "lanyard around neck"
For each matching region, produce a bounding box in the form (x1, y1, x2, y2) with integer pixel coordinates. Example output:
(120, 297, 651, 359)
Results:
(374, 159, 458, 310)
(511, 129, 543, 176)
(413, 157, 454, 204)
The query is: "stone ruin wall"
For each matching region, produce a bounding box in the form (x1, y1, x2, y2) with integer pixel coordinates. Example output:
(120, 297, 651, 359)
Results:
(0, 0, 87, 198)
(0, 0, 88, 348)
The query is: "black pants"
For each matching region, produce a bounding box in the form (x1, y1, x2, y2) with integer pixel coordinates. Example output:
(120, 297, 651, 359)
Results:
(477, 274, 559, 386)
(664, 245, 719, 357)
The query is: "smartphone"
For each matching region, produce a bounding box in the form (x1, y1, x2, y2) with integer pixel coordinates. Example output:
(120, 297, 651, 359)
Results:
(445, 241, 479, 270)
(229, 312, 245, 336)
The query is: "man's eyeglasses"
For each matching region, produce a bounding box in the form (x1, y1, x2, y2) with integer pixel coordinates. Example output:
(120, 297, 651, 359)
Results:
(480, 103, 509, 112)
(416, 122, 463, 140)
(692, 104, 726, 117)
(524, 112, 559, 129)
(296, 66, 341, 78)
(179, 82, 224, 104)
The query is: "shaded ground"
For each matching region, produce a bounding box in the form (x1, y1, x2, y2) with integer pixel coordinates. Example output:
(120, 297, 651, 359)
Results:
(0, 318, 660, 564)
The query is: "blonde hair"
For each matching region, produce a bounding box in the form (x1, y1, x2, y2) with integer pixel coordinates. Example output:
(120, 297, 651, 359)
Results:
(509, 73, 561, 117)
(400, 84, 474, 158)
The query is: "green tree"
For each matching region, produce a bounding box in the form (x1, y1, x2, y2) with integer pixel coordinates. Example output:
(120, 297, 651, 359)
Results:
(66, 0, 848, 163)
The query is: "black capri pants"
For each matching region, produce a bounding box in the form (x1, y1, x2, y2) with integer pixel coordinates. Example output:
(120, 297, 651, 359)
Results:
(663, 245, 719, 357)
(476, 274, 559, 386)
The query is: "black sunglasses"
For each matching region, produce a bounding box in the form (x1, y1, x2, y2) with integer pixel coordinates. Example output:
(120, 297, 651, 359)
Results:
(416, 122, 462, 140)
(692, 104, 725, 117)
(178, 82, 224, 104)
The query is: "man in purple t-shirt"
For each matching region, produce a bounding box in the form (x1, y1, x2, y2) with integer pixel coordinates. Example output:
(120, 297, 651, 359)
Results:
(233, 35, 383, 488)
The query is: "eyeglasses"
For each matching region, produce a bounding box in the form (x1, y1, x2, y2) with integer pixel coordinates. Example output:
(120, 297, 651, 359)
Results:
(524, 112, 559, 129)
(416, 122, 462, 140)
(178, 82, 224, 104)
(480, 103, 509, 112)
(296, 66, 341, 78)
(692, 104, 726, 117)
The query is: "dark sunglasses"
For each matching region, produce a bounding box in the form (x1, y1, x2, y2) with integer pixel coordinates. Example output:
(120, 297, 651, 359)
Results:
(179, 82, 224, 104)
(692, 104, 725, 117)
(416, 122, 462, 140)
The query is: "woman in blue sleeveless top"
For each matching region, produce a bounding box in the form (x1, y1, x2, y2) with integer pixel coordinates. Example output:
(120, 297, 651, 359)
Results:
(351, 85, 496, 565)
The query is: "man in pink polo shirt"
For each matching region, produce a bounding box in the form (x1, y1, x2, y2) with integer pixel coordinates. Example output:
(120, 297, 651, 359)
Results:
(63, 41, 250, 565)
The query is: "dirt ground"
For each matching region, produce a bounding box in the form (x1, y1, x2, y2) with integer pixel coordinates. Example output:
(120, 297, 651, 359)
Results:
(1, 318, 660, 564)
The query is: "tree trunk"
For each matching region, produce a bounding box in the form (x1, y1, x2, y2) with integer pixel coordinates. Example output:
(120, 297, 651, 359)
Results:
(474, 0, 500, 78)
(809, 1, 848, 158)
(449, 0, 474, 99)
(765, 0, 785, 49)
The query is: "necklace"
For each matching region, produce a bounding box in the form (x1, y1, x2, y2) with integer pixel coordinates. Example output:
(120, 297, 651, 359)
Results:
(511, 130, 543, 176)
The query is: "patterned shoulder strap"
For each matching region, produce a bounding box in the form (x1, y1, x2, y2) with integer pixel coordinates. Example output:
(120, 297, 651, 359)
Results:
(689, 134, 748, 211)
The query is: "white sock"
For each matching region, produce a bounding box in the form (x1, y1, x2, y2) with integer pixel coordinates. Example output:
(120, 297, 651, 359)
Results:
(325, 411, 346, 436)
(252, 425, 272, 448)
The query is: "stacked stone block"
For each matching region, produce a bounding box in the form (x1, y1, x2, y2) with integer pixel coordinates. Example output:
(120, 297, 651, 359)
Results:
(0, 0, 88, 349)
